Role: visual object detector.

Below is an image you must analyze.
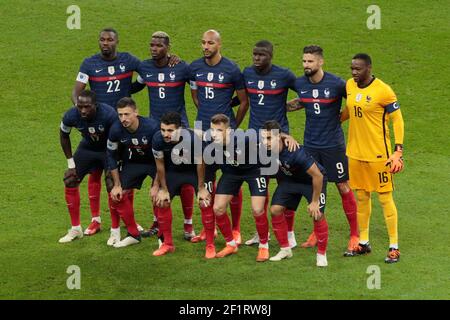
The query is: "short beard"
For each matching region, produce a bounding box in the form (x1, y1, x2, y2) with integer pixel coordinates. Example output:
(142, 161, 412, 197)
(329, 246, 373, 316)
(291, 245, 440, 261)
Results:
(304, 68, 318, 77)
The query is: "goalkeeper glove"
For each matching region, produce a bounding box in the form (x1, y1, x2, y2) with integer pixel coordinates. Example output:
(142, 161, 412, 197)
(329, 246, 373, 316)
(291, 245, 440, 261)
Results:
(385, 145, 404, 173)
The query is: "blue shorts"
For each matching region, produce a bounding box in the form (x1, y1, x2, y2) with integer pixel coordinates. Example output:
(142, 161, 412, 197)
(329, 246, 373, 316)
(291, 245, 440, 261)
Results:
(119, 162, 156, 190)
(73, 146, 106, 181)
(271, 177, 327, 213)
(304, 145, 348, 183)
(216, 172, 268, 197)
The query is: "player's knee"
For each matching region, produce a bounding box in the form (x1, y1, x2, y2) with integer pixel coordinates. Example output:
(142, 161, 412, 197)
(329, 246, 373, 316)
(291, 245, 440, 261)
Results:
(251, 206, 265, 217)
(104, 171, 114, 193)
(378, 191, 393, 204)
(63, 170, 80, 188)
(337, 182, 351, 194)
(213, 204, 226, 215)
(270, 206, 283, 216)
(356, 189, 370, 202)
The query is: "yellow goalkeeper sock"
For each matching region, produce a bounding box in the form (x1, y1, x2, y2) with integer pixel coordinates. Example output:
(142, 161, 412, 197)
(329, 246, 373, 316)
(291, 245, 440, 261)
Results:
(378, 191, 398, 247)
(356, 190, 371, 243)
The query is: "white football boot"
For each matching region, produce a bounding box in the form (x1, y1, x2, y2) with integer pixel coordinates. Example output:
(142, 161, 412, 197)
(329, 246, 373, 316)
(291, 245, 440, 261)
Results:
(107, 228, 121, 246)
(316, 253, 328, 267)
(269, 248, 293, 261)
(113, 235, 140, 248)
(59, 228, 83, 243)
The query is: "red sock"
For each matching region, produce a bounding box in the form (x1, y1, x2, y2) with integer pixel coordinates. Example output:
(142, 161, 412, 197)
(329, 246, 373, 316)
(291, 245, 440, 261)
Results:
(180, 184, 194, 232)
(154, 207, 163, 238)
(215, 213, 234, 243)
(284, 210, 295, 232)
(271, 214, 289, 248)
(254, 212, 269, 245)
(314, 218, 329, 255)
(115, 191, 139, 238)
(65, 187, 80, 226)
(158, 206, 173, 246)
(87, 169, 102, 218)
(152, 205, 158, 227)
(200, 205, 215, 246)
(230, 189, 243, 232)
(341, 190, 359, 237)
(108, 193, 120, 229)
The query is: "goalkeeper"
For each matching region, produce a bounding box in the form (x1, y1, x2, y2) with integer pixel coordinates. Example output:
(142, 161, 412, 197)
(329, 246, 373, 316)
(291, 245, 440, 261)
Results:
(340, 53, 404, 263)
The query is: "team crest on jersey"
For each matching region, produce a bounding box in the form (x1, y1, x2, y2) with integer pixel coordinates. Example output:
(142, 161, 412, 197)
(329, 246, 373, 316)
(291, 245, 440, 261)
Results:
(158, 73, 165, 82)
(119, 63, 126, 72)
(142, 136, 148, 144)
(312, 89, 319, 98)
(169, 72, 176, 81)
(218, 73, 224, 82)
(98, 125, 104, 132)
(258, 80, 264, 90)
(324, 88, 330, 98)
(207, 73, 214, 82)
(270, 80, 277, 88)
(108, 66, 115, 75)
(356, 93, 362, 102)
(132, 138, 139, 145)
(88, 127, 95, 134)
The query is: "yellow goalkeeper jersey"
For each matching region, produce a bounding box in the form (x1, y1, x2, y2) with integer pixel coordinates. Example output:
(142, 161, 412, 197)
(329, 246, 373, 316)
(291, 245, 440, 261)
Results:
(346, 77, 400, 162)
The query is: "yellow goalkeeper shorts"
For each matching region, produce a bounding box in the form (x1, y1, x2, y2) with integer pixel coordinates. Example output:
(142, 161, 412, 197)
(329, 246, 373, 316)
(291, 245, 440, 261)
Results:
(348, 158, 393, 192)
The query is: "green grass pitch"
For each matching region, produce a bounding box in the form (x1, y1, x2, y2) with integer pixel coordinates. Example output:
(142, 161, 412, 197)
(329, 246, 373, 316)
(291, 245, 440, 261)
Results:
(0, 0, 449, 299)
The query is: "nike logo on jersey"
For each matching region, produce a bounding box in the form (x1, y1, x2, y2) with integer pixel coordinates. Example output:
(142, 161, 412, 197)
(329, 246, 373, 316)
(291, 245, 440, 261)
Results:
(319, 205, 325, 209)
(258, 189, 266, 193)
(146, 74, 153, 77)
(196, 73, 203, 77)
(120, 139, 128, 143)
(338, 174, 346, 179)
(301, 90, 308, 94)
(248, 81, 255, 84)
(95, 69, 103, 73)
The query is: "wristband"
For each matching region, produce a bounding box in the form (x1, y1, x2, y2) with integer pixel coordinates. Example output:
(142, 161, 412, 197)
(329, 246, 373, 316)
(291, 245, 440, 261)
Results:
(67, 158, 76, 169)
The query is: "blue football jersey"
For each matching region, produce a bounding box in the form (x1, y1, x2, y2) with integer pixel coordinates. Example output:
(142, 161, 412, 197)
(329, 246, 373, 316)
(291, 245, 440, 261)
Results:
(137, 60, 190, 127)
(243, 65, 296, 133)
(277, 147, 325, 184)
(295, 72, 346, 148)
(106, 116, 159, 170)
(60, 103, 117, 151)
(152, 129, 201, 172)
(189, 57, 245, 131)
(76, 52, 141, 108)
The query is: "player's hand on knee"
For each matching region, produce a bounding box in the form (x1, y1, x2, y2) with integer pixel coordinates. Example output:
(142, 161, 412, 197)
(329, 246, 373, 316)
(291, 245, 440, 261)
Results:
(308, 201, 322, 221)
(385, 151, 404, 174)
(197, 187, 211, 208)
(150, 185, 159, 204)
(156, 189, 170, 207)
(63, 169, 80, 187)
(111, 186, 123, 202)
